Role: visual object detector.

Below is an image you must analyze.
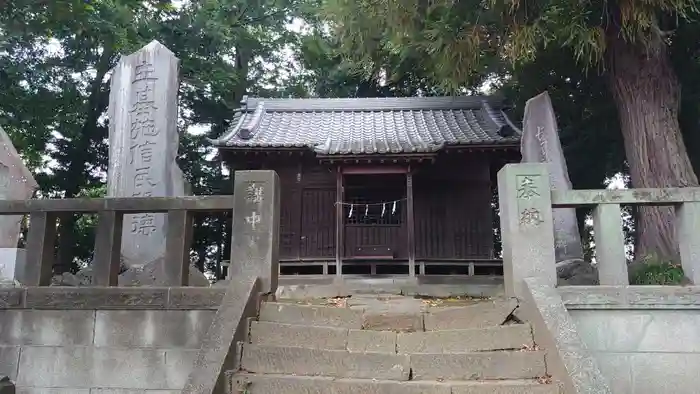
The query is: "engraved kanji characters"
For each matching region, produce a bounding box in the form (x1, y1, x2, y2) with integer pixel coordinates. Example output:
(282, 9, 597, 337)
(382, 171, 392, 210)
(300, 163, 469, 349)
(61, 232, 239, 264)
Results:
(131, 213, 157, 235)
(517, 175, 540, 199)
(134, 166, 157, 189)
(246, 182, 264, 204)
(133, 57, 155, 81)
(246, 212, 261, 230)
(515, 174, 546, 228)
(519, 208, 544, 227)
(128, 55, 159, 228)
(535, 126, 549, 159)
(130, 82, 158, 139)
(129, 139, 156, 164)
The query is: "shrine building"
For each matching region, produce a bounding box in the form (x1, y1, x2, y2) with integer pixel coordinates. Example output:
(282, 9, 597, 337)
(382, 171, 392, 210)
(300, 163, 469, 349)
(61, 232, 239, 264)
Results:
(209, 96, 521, 277)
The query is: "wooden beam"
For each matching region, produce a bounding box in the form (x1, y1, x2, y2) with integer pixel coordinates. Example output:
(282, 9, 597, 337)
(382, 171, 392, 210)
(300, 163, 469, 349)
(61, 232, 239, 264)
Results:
(92, 210, 123, 286)
(342, 165, 409, 175)
(25, 212, 58, 286)
(406, 169, 416, 277)
(335, 167, 344, 276)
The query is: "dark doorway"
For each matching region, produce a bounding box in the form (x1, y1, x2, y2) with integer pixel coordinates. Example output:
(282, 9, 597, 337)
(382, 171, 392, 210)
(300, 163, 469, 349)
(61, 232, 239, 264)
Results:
(342, 174, 407, 260)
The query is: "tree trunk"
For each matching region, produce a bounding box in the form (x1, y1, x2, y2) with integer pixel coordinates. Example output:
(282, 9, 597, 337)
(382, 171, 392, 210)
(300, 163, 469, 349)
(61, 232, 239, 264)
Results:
(607, 33, 698, 266)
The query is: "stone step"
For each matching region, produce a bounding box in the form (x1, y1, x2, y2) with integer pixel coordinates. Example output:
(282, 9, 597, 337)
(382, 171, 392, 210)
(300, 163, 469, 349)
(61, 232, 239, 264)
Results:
(240, 343, 545, 382)
(397, 324, 533, 353)
(259, 302, 363, 328)
(249, 321, 396, 353)
(240, 343, 410, 380)
(424, 298, 518, 330)
(411, 350, 547, 381)
(249, 321, 533, 353)
(230, 373, 561, 394)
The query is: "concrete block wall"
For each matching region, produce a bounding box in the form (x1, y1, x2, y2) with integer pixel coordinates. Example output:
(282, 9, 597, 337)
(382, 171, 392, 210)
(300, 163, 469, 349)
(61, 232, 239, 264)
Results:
(570, 308, 700, 394)
(0, 308, 215, 394)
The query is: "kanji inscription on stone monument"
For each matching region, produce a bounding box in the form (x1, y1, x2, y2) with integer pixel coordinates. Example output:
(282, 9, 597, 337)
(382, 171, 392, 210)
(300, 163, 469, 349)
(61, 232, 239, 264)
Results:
(246, 182, 264, 204)
(535, 126, 549, 159)
(519, 208, 545, 227)
(520, 91, 585, 265)
(245, 212, 261, 230)
(129, 56, 160, 237)
(515, 175, 545, 228)
(516, 175, 541, 200)
(231, 170, 280, 293)
(107, 40, 198, 275)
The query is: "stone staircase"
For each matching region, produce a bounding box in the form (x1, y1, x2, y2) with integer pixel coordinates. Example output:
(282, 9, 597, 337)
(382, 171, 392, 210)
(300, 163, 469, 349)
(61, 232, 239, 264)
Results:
(228, 295, 560, 393)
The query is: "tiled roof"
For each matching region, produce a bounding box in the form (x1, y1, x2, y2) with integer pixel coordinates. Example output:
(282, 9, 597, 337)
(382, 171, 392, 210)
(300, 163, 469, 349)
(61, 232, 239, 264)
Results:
(209, 96, 521, 155)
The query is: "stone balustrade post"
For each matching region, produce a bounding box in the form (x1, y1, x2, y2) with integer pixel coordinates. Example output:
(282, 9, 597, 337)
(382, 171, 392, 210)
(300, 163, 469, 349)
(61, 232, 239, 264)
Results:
(229, 170, 280, 294)
(592, 203, 628, 285)
(676, 202, 700, 284)
(497, 163, 557, 297)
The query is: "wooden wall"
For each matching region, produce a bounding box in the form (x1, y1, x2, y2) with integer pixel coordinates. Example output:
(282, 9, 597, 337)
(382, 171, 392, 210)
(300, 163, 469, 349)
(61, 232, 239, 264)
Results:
(243, 152, 494, 262)
(265, 159, 337, 260)
(413, 154, 494, 260)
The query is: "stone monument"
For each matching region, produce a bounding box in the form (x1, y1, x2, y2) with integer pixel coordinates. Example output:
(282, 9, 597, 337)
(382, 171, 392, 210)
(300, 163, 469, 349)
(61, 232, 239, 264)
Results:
(106, 40, 208, 286)
(229, 170, 280, 294)
(520, 91, 597, 285)
(0, 125, 38, 286)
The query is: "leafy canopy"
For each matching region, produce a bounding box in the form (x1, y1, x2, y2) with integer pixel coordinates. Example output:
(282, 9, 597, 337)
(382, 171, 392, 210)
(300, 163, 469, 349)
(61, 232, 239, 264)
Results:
(324, 0, 699, 89)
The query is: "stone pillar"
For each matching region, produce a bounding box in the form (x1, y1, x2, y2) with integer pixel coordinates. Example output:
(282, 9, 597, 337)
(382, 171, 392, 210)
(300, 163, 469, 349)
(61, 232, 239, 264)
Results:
(107, 40, 180, 269)
(0, 125, 39, 285)
(0, 249, 24, 287)
(497, 163, 557, 297)
(520, 92, 587, 273)
(106, 41, 207, 286)
(675, 202, 700, 284)
(229, 170, 280, 294)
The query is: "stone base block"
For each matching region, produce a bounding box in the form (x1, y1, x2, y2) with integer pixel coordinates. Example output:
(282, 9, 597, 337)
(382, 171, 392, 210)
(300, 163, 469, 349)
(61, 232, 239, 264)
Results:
(0, 249, 25, 284)
(230, 374, 560, 394)
(410, 350, 546, 381)
(258, 302, 363, 329)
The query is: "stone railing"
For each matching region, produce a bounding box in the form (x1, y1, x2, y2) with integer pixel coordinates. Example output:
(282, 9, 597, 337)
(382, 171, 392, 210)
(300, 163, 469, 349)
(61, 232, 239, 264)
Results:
(498, 163, 700, 295)
(498, 163, 700, 394)
(0, 170, 280, 394)
(0, 169, 280, 289)
(0, 196, 233, 287)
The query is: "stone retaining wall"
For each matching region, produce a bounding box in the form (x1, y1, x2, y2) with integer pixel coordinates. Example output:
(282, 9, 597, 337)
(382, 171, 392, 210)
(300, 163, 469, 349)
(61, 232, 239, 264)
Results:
(562, 286, 700, 394)
(0, 287, 226, 394)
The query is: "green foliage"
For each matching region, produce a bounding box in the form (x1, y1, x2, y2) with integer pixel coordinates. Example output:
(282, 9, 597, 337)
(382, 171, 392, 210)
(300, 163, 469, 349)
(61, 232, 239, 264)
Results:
(630, 255, 687, 285)
(323, 0, 700, 89)
(4, 0, 700, 276)
(0, 0, 302, 275)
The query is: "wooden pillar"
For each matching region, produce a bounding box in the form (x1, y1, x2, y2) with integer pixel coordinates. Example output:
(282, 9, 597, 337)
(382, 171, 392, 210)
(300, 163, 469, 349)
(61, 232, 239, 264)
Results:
(292, 161, 303, 261)
(335, 167, 344, 276)
(407, 169, 416, 276)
